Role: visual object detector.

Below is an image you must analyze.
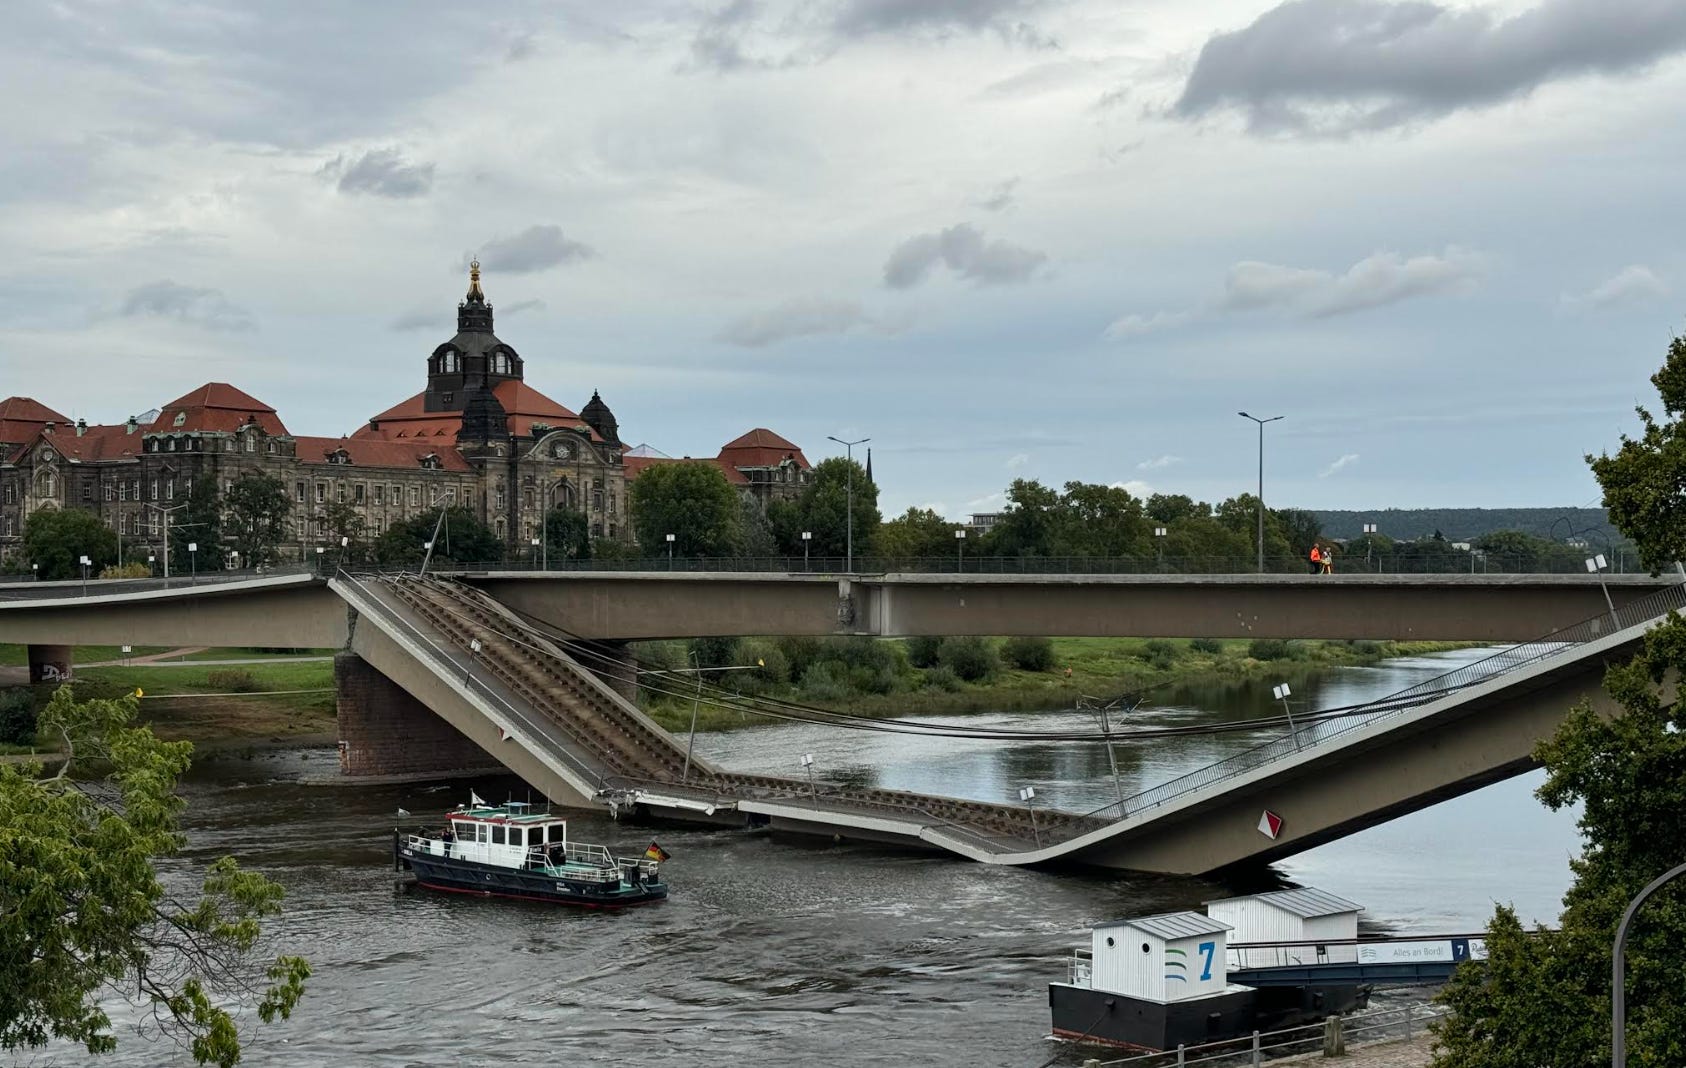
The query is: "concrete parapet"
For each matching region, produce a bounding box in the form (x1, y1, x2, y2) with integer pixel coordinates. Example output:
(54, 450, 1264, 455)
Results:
(335, 651, 497, 778)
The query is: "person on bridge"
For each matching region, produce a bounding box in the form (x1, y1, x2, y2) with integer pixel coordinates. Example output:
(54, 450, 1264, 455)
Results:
(1321, 545, 1335, 574)
(1308, 544, 1321, 574)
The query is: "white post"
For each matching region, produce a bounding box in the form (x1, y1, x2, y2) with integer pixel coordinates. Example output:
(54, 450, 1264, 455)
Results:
(801, 753, 817, 808)
(955, 528, 966, 572)
(801, 530, 811, 571)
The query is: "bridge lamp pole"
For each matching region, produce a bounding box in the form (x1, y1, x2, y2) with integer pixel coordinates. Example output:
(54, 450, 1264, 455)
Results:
(1613, 859, 1686, 1067)
(827, 435, 870, 574)
(1586, 554, 1616, 621)
(1237, 412, 1283, 573)
(955, 528, 966, 572)
(530, 537, 540, 571)
(188, 542, 197, 586)
(79, 555, 90, 597)
(801, 530, 811, 571)
(1154, 526, 1167, 570)
(665, 532, 675, 570)
(1273, 682, 1302, 749)
(1362, 522, 1378, 572)
(801, 752, 818, 809)
(1019, 785, 1042, 847)
(147, 554, 155, 578)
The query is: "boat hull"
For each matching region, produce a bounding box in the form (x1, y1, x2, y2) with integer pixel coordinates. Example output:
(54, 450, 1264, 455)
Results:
(399, 847, 667, 909)
(1048, 981, 1367, 1052)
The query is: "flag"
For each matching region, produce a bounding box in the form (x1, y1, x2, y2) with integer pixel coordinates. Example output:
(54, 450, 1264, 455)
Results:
(644, 842, 671, 862)
(470, 790, 486, 807)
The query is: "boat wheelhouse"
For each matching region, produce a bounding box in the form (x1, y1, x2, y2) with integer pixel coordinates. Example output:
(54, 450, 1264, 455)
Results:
(396, 799, 667, 908)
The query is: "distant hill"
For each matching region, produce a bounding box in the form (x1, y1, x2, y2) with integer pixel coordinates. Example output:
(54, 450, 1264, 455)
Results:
(1314, 507, 1623, 544)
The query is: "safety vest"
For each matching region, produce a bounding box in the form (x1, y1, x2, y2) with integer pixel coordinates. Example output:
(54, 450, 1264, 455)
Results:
(1309, 546, 1321, 562)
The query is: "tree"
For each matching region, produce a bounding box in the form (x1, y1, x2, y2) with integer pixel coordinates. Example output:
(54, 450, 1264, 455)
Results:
(981, 478, 1060, 557)
(628, 462, 742, 557)
(736, 493, 776, 557)
(1589, 331, 1686, 573)
(0, 687, 308, 1065)
(542, 507, 592, 562)
(1146, 493, 1207, 525)
(794, 457, 879, 558)
(172, 475, 223, 573)
(878, 507, 960, 561)
(1431, 616, 1686, 1067)
(21, 506, 117, 580)
(374, 506, 501, 566)
(224, 473, 291, 568)
(318, 501, 372, 565)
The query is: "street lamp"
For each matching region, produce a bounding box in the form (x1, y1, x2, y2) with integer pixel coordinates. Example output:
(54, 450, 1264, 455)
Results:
(1237, 412, 1284, 573)
(1273, 682, 1302, 749)
(1019, 785, 1041, 847)
(147, 554, 156, 578)
(315, 546, 325, 573)
(1362, 522, 1378, 572)
(800, 752, 818, 808)
(1154, 526, 1167, 569)
(827, 434, 870, 574)
(801, 530, 811, 571)
(79, 555, 91, 597)
(1613, 860, 1686, 1068)
(1587, 554, 1616, 620)
(665, 532, 676, 570)
(955, 528, 966, 572)
(188, 542, 198, 585)
(530, 536, 540, 570)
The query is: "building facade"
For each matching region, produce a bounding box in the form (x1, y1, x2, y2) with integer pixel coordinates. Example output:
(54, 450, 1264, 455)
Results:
(0, 264, 812, 564)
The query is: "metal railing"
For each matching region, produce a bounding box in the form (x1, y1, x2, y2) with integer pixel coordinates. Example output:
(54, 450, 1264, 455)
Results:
(1043, 580, 1686, 845)
(1084, 1004, 1446, 1067)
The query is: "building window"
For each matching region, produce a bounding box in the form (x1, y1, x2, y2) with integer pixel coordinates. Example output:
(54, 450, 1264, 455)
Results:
(132, 479, 141, 499)
(167, 438, 176, 452)
(336, 483, 346, 503)
(149, 513, 158, 535)
(149, 480, 158, 501)
(354, 484, 365, 504)
(315, 482, 325, 503)
(244, 435, 255, 453)
(446, 487, 457, 505)
(409, 486, 420, 507)
(373, 484, 384, 506)
(496, 490, 506, 510)
(441, 392, 454, 407)
(166, 480, 174, 501)
(296, 482, 306, 503)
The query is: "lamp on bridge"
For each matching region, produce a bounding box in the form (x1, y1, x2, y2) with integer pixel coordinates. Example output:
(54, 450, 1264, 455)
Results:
(147, 554, 156, 578)
(1237, 411, 1284, 574)
(1154, 526, 1167, 569)
(79, 555, 91, 597)
(801, 530, 812, 571)
(1362, 523, 1378, 572)
(665, 532, 676, 570)
(530, 536, 540, 571)
(826, 434, 870, 574)
(1272, 683, 1302, 749)
(188, 543, 198, 584)
(1586, 554, 1616, 620)
(801, 752, 817, 808)
(955, 528, 966, 573)
(1019, 785, 1041, 848)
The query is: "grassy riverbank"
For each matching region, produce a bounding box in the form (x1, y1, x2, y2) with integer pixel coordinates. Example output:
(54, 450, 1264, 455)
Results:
(635, 635, 1476, 733)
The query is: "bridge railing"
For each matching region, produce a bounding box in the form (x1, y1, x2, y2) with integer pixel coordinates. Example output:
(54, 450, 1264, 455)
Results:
(1050, 579, 1686, 842)
(413, 552, 1638, 576)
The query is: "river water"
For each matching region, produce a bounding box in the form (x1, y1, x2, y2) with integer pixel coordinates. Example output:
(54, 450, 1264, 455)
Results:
(108, 648, 1579, 1067)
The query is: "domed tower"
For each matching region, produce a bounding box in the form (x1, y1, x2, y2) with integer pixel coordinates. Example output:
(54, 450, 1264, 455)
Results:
(579, 390, 620, 445)
(425, 260, 525, 414)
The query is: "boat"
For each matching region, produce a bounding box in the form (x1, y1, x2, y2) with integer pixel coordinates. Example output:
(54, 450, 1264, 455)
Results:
(394, 797, 668, 908)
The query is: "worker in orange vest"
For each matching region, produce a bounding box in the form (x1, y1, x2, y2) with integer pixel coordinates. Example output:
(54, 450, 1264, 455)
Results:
(1308, 544, 1322, 574)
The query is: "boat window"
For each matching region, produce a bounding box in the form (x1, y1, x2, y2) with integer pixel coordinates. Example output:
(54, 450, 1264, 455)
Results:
(508, 827, 523, 847)
(453, 821, 474, 840)
(491, 826, 505, 845)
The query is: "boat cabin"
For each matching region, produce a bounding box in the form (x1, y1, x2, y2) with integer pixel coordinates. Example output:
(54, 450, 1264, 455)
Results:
(433, 801, 569, 870)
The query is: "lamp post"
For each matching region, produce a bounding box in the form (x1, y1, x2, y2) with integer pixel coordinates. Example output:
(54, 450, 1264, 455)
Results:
(143, 501, 189, 583)
(79, 555, 90, 597)
(665, 532, 675, 570)
(1154, 526, 1167, 570)
(31, 563, 38, 581)
(827, 435, 870, 574)
(147, 554, 156, 578)
(801, 752, 818, 808)
(1273, 682, 1302, 749)
(1613, 860, 1686, 1068)
(1019, 785, 1041, 847)
(1237, 412, 1283, 573)
(1587, 554, 1616, 620)
(955, 528, 966, 572)
(1362, 522, 1378, 572)
(188, 542, 198, 585)
(801, 530, 811, 571)
(315, 546, 325, 573)
(530, 536, 540, 571)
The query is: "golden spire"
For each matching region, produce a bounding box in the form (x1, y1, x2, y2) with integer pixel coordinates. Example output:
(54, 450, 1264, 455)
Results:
(467, 258, 484, 301)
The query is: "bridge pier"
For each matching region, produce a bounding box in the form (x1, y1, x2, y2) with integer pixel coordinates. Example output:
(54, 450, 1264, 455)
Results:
(334, 651, 500, 779)
(27, 644, 73, 685)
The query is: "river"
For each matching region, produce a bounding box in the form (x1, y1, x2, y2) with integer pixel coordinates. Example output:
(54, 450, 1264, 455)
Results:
(107, 648, 1578, 1067)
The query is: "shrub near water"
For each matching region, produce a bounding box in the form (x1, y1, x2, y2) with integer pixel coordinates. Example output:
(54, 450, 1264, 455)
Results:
(1190, 637, 1224, 655)
(905, 635, 942, 668)
(206, 668, 261, 693)
(1247, 638, 1291, 661)
(937, 636, 999, 682)
(1002, 635, 1055, 672)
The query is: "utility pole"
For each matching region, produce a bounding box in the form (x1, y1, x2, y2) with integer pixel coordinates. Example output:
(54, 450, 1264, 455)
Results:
(1238, 412, 1283, 573)
(827, 435, 870, 573)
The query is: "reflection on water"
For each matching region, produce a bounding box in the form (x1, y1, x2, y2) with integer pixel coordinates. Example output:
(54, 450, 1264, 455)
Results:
(95, 648, 1578, 1067)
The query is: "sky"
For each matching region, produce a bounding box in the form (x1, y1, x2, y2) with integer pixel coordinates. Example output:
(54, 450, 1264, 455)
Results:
(3, 0, 1685, 520)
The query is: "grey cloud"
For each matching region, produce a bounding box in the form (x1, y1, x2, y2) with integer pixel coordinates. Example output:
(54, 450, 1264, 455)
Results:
(690, 0, 778, 71)
(502, 298, 548, 317)
(883, 223, 1047, 288)
(833, 0, 1051, 40)
(468, 225, 593, 274)
(1224, 249, 1483, 317)
(714, 297, 887, 347)
(119, 280, 254, 332)
(1174, 0, 1686, 135)
(1562, 265, 1668, 309)
(323, 148, 435, 198)
(390, 309, 442, 332)
(975, 177, 1019, 212)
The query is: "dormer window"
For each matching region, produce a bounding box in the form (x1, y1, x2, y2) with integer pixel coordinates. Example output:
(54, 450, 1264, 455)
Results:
(173, 412, 187, 427)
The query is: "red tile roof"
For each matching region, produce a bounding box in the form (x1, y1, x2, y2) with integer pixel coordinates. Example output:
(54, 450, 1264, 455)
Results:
(0, 396, 72, 446)
(155, 382, 289, 435)
(32, 423, 146, 463)
(293, 436, 473, 472)
(622, 454, 750, 485)
(717, 427, 811, 470)
(354, 381, 598, 441)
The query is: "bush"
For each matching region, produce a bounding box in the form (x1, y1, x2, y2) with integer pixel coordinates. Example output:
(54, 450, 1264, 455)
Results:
(1247, 638, 1290, 661)
(1190, 637, 1224, 655)
(687, 636, 741, 680)
(1142, 639, 1178, 670)
(798, 662, 849, 702)
(922, 665, 963, 692)
(98, 562, 152, 579)
(937, 636, 999, 682)
(776, 636, 822, 680)
(206, 669, 260, 693)
(0, 688, 37, 744)
(737, 638, 790, 685)
(905, 635, 942, 668)
(1001, 635, 1056, 672)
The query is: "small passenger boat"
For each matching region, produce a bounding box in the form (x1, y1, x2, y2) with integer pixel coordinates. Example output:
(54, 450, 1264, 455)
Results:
(395, 797, 668, 908)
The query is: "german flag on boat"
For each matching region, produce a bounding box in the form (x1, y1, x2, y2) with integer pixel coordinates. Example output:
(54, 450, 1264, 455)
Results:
(644, 842, 671, 862)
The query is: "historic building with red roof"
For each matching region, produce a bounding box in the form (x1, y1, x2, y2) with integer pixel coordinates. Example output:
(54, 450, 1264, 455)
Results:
(0, 263, 811, 562)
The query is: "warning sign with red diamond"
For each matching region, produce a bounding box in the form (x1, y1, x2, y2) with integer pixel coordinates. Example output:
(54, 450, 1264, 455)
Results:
(1257, 810, 1283, 839)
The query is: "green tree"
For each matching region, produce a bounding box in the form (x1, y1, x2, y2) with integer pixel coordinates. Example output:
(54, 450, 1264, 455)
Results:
(1589, 331, 1686, 573)
(1432, 616, 1686, 1067)
(172, 475, 223, 573)
(1052, 481, 1146, 557)
(374, 506, 501, 566)
(737, 493, 776, 557)
(795, 457, 879, 558)
(22, 506, 117, 580)
(224, 473, 291, 568)
(0, 687, 308, 1065)
(628, 462, 743, 557)
(1145, 493, 1207, 525)
(878, 507, 961, 561)
(542, 507, 592, 562)
(981, 479, 1060, 557)
(318, 501, 372, 565)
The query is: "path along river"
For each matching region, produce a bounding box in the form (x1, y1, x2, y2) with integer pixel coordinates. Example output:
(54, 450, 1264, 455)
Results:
(104, 648, 1578, 1067)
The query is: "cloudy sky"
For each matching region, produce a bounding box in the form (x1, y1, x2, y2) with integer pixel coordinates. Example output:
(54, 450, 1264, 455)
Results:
(4, 0, 1685, 519)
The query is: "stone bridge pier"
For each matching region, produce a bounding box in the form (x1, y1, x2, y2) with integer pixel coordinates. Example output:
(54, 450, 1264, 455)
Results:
(334, 651, 501, 780)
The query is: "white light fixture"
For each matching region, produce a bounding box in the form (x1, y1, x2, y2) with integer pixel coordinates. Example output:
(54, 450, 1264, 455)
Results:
(1018, 785, 1036, 802)
(1362, 523, 1378, 535)
(1585, 554, 1607, 572)
(340, 536, 350, 547)
(188, 542, 197, 552)
(1154, 526, 1167, 538)
(801, 531, 811, 541)
(955, 529, 966, 539)
(316, 547, 325, 555)
(800, 753, 814, 768)
(469, 639, 482, 653)
(78, 555, 90, 565)
(1272, 682, 1291, 701)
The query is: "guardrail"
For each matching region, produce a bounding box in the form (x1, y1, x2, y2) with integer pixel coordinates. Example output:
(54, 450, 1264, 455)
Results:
(1084, 1004, 1446, 1067)
(1045, 579, 1686, 844)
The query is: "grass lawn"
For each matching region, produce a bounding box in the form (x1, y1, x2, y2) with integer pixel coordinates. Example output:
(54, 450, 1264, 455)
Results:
(0, 645, 175, 666)
(71, 661, 336, 743)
